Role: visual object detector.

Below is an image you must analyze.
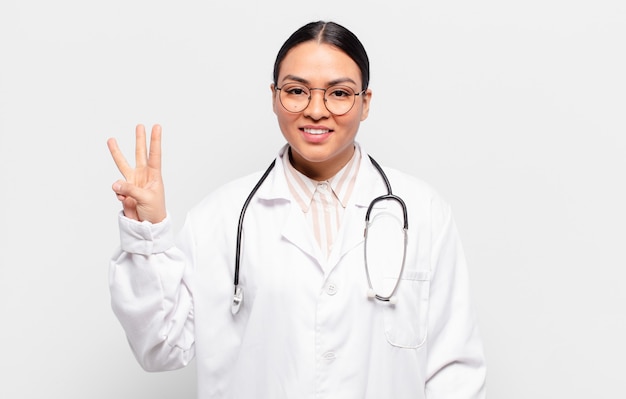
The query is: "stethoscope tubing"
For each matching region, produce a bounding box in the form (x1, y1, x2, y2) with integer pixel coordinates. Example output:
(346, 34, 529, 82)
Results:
(232, 154, 408, 314)
(363, 155, 409, 302)
(234, 159, 276, 289)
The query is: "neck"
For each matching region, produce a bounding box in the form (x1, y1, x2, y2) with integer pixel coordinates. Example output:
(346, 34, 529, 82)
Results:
(288, 145, 355, 181)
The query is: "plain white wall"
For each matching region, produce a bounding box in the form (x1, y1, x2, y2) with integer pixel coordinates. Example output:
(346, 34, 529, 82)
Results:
(1, 0, 624, 398)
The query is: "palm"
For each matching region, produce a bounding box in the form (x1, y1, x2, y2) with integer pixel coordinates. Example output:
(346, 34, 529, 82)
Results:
(108, 125, 167, 223)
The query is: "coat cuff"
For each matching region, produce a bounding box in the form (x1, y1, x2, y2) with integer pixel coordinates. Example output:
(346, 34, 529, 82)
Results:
(118, 211, 175, 255)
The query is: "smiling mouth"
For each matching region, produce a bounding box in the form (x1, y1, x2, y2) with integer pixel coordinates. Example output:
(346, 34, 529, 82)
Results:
(302, 128, 332, 135)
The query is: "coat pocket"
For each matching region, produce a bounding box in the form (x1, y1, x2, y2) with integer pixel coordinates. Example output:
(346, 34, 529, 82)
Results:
(383, 270, 431, 348)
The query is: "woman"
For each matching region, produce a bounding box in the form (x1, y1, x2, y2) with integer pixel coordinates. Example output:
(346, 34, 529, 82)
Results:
(108, 21, 486, 398)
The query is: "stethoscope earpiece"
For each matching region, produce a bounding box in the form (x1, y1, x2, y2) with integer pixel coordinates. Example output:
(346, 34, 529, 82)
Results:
(232, 286, 243, 315)
(366, 289, 399, 305)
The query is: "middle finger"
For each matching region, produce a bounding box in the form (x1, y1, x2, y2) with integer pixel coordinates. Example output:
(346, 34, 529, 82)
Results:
(135, 124, 148, 168)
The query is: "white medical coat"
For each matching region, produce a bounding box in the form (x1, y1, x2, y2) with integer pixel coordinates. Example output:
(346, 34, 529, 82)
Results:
(110, 145, 486, 399)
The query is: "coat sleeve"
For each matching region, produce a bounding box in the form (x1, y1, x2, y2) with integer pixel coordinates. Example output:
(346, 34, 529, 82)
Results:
(424, 200, 487, 398)
(109, 212, 196, 372)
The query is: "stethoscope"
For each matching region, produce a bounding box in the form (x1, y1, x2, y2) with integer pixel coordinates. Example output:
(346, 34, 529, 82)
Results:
(231, 154, 408, 315)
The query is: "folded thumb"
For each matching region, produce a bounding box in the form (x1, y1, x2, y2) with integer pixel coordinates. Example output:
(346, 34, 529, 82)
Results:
(112, 180, 137, 199)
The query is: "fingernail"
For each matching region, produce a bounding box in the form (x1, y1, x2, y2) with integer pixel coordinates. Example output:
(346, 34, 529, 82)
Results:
(113, 183, 121, 192)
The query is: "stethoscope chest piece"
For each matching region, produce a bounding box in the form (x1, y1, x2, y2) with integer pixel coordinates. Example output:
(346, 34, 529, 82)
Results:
(232, 286, 243, 315)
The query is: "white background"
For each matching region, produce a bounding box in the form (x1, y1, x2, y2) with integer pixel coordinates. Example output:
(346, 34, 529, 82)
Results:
(1, 0, 624, 398)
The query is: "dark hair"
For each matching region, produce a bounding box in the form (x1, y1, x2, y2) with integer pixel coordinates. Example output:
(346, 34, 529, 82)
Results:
(273, 21, 370, 90)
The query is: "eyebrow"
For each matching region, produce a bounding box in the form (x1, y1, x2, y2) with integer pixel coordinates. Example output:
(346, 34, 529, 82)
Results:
(281, 74, 358, 87)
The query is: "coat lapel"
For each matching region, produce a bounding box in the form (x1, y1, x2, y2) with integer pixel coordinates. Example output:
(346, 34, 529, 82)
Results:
(327, 152, 391, 273)
(256, 146, 324, 269)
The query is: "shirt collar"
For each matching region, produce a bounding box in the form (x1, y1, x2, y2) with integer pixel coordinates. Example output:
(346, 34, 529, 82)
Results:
(282, 145, 362, 212)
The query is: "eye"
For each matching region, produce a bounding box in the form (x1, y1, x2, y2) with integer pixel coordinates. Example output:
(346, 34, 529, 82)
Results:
(284, 85, 309, 96)
(328, 87, 354, 98)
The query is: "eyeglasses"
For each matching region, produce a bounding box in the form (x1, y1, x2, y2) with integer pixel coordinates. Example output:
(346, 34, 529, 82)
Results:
(275, 83, 367, 116)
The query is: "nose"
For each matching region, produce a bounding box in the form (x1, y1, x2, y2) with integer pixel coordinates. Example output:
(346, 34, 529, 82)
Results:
(304, 88, 330, 120)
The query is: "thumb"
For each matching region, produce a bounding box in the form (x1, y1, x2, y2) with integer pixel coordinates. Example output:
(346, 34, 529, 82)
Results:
(112, 180, 142, 200)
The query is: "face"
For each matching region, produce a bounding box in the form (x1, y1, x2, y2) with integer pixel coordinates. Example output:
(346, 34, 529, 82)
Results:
(272, 41, 371, 181)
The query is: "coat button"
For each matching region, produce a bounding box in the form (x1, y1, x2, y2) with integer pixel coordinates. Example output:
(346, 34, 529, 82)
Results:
(326, 282, 338, 296)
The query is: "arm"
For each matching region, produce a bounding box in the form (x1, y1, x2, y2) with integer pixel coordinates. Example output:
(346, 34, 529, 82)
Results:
(107, 125, 195, 371)
(109, 214, 196, 371)
(425, 201, 487, 398)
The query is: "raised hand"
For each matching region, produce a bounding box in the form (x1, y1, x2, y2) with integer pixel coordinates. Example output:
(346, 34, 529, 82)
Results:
(107, 124, 167, 223)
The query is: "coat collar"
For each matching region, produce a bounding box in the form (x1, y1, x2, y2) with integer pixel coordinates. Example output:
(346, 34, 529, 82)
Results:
(255, 142, 386, 208)
(253, 143, 391, 275)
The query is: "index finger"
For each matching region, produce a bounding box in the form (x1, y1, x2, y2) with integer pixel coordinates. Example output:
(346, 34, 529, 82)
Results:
(147, 124, 162, 170)
(107, 137, 133, 178)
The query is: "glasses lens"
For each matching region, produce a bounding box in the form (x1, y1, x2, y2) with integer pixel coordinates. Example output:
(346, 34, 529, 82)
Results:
(324, 85, 357, 115)
(279, 84, 310, 113)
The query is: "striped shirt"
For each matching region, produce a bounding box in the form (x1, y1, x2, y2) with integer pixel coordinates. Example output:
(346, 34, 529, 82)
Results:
(282, 146, 361, 259)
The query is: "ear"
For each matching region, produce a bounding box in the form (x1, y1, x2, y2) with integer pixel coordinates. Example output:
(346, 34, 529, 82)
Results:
(359, 89, 372, 121)
(270, 83, 278, 115)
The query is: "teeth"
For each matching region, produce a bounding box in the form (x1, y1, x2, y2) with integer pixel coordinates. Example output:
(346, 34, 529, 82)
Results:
(304, 128, 330, 135)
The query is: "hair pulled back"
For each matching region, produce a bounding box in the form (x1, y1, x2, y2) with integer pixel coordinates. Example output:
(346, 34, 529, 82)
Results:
(273, 21, 370, 90)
